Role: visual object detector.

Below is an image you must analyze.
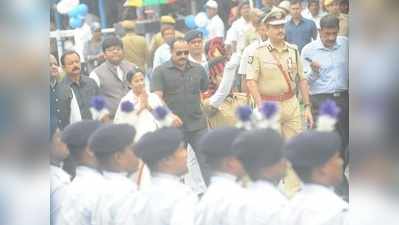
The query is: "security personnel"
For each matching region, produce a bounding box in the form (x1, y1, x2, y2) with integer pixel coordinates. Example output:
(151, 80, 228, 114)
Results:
(246, 7, 313, 198)
(149, 16, 184, 66)
(56, 120, 104, 225)
(195, 128, 246, 225)
(121, 20, 150, 72)
(116, 128, 198, 225)
(246, 8, 314, 140)
(277, 130, 348, 225)
(233, 128, 288, 225)
(89, 124, 140, 225)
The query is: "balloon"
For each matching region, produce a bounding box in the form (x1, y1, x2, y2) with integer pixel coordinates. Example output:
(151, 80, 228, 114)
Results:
(68, 5, 80, 18)
(69, 16, 82, 28)
(77, 4, 89, 16)
(56, 0, 80, 14)
(184, 15, 197, 29)
(198, 27, 209, 38)
(194, 12, 208, 28)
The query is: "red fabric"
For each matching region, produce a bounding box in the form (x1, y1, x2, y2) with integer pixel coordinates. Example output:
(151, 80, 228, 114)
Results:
(204, 37, 226, 98)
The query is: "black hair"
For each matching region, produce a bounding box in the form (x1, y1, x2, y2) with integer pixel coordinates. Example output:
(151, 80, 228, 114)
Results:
(291, 164, 313, 183)
(169, 37, 187, 50)
(126, 66, 145, 83)
(308, 0, 320, 5)
(320, 14, 340, 30)
(102, 36, 123, 52)
(290, 0, 302, 6)
(60, 50, 80, 66)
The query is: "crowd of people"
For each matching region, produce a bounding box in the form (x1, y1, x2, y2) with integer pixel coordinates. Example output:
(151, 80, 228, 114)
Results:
(50, 0, 349, 224)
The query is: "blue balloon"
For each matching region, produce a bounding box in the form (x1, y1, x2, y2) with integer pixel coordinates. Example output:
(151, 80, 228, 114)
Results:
(198, 27, 209, 38)
(77, 4, 89, 16)
(68, 5, 80, 18)
(69, 16, 82, 28)
(184, 15, 197, 29)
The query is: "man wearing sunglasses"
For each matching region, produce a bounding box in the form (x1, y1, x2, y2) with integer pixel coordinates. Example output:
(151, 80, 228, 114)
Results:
(151, 37, 210, 183)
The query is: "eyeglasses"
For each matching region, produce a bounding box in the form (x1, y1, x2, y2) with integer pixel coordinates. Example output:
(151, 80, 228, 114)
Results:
(175, 50, 189, 56)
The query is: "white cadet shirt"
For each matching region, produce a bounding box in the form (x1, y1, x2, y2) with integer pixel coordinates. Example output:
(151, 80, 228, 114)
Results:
(117, 173, 198, 225)
(50, 165, 71, 225)
(195, 172, 247, 225)
(244, 180, 288, 225)
(56, 166, 105, 225)
(206, 15, 225, 39)
(93, 171, 137, 225)
(238, 38, 265, 76)
(113, 90, 164, 141)
(274, 184, 349, 225)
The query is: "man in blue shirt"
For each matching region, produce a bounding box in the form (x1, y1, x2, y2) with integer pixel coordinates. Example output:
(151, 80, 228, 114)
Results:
(285, 0, 318, 53)
(301, 14, 348, 158)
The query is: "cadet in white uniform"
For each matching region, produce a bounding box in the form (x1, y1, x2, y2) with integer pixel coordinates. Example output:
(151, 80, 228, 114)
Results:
(278, 129, 348, 225)
(90, 124, 140, 225)
(117, 127, 198, 225)
(57, 120, 104, 225)
(195, 127, 247, 225)
(233, 128, 288, 225)
(50, 126, 71, 225)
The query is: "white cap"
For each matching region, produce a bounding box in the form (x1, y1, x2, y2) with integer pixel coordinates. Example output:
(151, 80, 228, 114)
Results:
(205, 0, 218, 9)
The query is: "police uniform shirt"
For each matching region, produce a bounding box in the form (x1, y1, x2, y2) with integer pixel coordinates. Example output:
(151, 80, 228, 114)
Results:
(93, 171, 137, 225)
(56, 166, 105, 225)
(238, 37, 264, 76)
(50, 165, 71, 225)
(246, 40, 306, 96)
(117, 173, 198, 225)
(195, 173, 247, 225)
(274, 184, 348, 225)
(244, 180, 288, 225)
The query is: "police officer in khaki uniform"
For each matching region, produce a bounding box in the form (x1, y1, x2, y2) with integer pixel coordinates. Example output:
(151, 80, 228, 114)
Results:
(246, 8, 314, 140)
(246, 8, 314, 198)
(121, 20, 149, 72)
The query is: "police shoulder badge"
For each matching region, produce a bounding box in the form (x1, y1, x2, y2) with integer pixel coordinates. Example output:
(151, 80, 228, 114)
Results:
(248, 56, 254, 64)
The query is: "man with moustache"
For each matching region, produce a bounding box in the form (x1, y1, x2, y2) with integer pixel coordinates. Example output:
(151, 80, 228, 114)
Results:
(55, 51, 99, 130)
(151, 37, 209, 182)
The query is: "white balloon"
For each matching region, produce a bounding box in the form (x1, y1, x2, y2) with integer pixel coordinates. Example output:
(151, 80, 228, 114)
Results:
(195, 12, 209, 28)
(56, 0, 80, 14)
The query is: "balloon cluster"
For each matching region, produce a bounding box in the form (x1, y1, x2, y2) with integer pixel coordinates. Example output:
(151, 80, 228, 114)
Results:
(184, 12, 209, 38)
(57, 0, 89, 29)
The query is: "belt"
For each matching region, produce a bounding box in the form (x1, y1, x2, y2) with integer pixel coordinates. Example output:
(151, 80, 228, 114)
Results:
(314, 91, 348, 98)
(261, 92, 294, 102)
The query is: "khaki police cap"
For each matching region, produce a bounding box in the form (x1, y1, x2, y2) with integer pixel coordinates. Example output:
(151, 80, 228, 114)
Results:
(160, 16, 176, 24)
(324, 0, 338, 6)
(261, 8, 287, 25)
(121, 20, 136, 30)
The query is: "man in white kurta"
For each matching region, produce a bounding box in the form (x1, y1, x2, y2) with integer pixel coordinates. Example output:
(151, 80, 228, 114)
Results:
(205, 0, 225, 40)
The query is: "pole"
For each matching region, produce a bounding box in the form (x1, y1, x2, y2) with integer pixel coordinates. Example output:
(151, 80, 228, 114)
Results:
(98, 0, 108, 28)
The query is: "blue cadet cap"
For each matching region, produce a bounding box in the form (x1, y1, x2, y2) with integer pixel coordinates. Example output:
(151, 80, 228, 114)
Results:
(233, 128, 284, 168)
(184, 29, 203, 42)
(88, 123, 136, 154)
(198, 127, 243, 158)
(284, 131, 342, 168)
(61, 120, 103, 151)
(134, 127, 184, 163)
